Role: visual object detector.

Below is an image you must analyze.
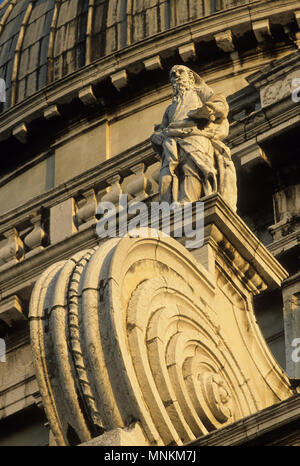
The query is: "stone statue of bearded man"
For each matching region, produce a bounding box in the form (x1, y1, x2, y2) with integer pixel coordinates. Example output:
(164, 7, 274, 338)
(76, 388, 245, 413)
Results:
(151, 65, 237, 211)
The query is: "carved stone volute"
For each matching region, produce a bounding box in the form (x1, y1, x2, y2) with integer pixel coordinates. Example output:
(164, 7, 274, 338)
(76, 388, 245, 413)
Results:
(29, 196, 292, 446)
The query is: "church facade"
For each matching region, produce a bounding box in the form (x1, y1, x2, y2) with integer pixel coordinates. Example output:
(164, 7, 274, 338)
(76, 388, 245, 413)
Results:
(0, 0, 299, 446)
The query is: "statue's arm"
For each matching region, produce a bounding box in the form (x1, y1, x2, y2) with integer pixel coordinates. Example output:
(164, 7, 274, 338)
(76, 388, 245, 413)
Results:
(151, 106, 171, 156)
(204, 93, 229, 121)
(188, 92, 229, 122)
(153, 107, 170, 132)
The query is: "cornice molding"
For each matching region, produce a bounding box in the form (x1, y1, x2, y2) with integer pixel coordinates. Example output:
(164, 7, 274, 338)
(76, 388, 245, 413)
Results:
(0, 0, 298, 143)
(189, 393, 300, 446)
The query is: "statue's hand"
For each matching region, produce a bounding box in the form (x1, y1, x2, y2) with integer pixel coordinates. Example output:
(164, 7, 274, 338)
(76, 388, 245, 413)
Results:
(151, 131, 164, 146)
(189, 127, 217, 138)
(188, 105, 215, 122)
(164, 127, 192, 137)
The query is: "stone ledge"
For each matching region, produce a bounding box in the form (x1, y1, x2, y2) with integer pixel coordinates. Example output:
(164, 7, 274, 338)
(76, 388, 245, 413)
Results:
(203, 194, 288, 290)
(267, 230, 300, 258)
(0, 295, 26, 326)
(187, 394, 300, 446)
(80, 423, 149, 446)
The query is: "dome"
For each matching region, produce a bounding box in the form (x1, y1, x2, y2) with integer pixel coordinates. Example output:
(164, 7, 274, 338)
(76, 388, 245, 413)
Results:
(0, 0, 250, 112)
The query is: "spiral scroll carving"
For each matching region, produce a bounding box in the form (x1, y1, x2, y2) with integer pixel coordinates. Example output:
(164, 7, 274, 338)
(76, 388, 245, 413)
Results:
(29, 230, 289, 446)
(125, 274, 239, 444)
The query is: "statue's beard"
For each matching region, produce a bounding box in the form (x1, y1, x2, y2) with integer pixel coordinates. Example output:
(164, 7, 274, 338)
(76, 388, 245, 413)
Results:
(172, 81, 190, 99)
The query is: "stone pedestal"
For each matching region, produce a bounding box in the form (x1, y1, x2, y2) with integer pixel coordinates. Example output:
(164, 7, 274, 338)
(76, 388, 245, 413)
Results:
(29, 194, 293, 446)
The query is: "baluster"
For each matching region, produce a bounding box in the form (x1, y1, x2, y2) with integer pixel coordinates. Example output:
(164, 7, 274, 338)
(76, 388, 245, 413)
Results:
(101, 175, 123, 205)
(24, 213, 48, 258)
(0, 228, 24, 271)
(77, 188, 98, 231)
(126, 163, 152, 203)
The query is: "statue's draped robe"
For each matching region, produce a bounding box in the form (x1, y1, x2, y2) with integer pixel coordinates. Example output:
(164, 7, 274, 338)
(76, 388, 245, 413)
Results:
(152, 82, 237, 210)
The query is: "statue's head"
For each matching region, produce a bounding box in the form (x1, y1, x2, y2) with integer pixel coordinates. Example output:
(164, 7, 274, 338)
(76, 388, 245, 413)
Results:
(170, 65, 203, 96)
(170, 65, 194, 95)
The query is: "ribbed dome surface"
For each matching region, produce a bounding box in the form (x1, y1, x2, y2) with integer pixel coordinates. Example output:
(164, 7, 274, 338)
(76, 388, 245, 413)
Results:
(0, 0, 250, 111)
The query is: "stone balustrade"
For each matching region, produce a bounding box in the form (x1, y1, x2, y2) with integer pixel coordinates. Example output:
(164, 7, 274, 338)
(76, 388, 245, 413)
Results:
(0, 148, 161, 271)
(0, 212, 48, 273)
